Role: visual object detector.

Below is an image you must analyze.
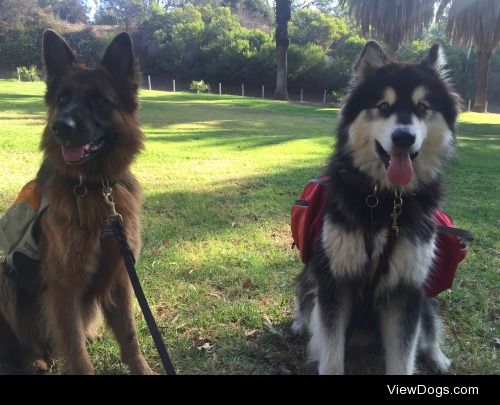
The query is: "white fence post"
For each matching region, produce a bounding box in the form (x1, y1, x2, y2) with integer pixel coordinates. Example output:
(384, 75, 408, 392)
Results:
(300, 89, 303, 103)
(262, 85, 265, 99)
(219, 82, 222, 95)
(173, 79, 176, 92)
(323, 89, 327, 104)
(485, 101, 488, 113)
(17, 67, 21, 81)
(468, 99, 471, 111)
(241, 84, 245, 97)
(148, 75, 152, 91)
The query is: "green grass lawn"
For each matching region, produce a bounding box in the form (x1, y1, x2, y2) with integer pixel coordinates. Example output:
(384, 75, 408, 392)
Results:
(0, 79, 498, 374)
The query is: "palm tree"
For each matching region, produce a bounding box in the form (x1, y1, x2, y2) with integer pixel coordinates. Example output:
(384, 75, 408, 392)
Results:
(340, 0, 436, 58)
(274, 0, 291, 100)
(444, 0, 500, 112)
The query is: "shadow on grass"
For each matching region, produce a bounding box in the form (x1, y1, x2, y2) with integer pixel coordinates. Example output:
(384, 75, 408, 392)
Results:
(141, 163, 326, 248)
(145, 128, 331, 151)
(0, 93, 45, 115)
(225, 319, 314, 375)
(458, 122, 500, 136)
(139, 97, 336, 150)
(139, 96, 339, 131)
(0, 117, 45, 126)
(0, 93, 42, 100)
(140, 92, 338, 114)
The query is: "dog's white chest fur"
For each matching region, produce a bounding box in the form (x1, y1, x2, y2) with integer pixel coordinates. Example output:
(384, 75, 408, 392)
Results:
(321, 216, 435, 289)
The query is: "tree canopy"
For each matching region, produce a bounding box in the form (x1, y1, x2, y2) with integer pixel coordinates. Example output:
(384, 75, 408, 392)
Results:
(1, 0, 500, 109)
(340, 0, 435, 56)
(445, 0, 500, 111)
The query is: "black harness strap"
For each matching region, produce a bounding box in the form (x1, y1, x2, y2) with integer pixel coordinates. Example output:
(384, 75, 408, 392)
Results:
(368, 222, 473, 290)
(370, 227, 397, 286)
(332, 170, 474, 295)
(436, 225, 474, 241)
(107, 218, 176, 375)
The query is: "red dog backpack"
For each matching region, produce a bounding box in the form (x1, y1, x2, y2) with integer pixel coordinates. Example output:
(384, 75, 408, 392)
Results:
(291, 176, 472, 297)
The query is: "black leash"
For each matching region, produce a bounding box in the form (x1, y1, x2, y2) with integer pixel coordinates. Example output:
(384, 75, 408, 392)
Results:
(108, 218, 176, 375)
(100, 184, 176, 375)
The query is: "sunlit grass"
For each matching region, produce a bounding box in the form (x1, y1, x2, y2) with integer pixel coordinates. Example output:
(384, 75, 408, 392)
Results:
(0, 79, 498, 374)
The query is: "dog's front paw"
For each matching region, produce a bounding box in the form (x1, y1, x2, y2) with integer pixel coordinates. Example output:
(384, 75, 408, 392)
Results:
(135, 366, 159, 375)
(420, 347, 452, 374)
(431, 349, 452, 374)
(126, 355, 157, 375)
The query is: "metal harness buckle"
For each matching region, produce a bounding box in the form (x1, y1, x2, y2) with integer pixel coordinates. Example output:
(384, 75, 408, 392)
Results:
(391, 189, 403, 237)
(102, 179, 123, 225)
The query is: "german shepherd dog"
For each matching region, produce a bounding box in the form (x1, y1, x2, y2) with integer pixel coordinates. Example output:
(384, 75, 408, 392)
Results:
(293, 42, 461, 374)
(0, 30, 153, 374)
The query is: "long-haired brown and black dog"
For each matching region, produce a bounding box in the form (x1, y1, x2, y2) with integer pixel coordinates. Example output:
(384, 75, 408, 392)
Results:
(0, 30, 153, 374)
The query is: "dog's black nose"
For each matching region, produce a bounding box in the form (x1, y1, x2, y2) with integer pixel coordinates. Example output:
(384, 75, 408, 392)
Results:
(52, 117, 76, 139)
(392, 128, 416, 149)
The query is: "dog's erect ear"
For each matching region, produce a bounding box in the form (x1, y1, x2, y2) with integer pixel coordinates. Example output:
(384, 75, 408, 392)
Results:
(101, 32, 136, 89)
(43, 30, 78, 82)
(353, 41, 388, 83)
(421, 43, 447, 73)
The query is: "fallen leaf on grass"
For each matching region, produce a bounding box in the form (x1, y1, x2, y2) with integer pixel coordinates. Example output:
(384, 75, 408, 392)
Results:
(242, 278, 253, 289)
(245, 329, 258, 338)
(197, 342, 212, 351)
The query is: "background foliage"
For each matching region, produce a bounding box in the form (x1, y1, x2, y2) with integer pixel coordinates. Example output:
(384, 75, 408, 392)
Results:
(0, 1, 499, 106)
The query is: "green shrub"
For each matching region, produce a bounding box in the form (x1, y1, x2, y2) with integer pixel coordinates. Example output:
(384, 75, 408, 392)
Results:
(190, 79, 210, 94)
(0, 9, 62, 70)
(17, 65, 41, 81)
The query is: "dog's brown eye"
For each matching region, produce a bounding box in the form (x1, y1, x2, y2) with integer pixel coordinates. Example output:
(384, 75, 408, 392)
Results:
(417, 102, 430, 115)
(377, 102, 390, 112)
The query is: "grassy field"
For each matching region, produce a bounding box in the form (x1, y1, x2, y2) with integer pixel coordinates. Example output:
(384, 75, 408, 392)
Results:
(0, 79, 498, 374)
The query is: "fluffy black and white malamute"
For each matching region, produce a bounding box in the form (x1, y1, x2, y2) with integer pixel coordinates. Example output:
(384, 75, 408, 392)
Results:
(293, 41, 461, 375)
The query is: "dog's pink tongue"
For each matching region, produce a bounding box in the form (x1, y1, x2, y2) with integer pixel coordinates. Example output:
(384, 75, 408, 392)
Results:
(387, 152, 414, 186)
(61, 145, 86, 162)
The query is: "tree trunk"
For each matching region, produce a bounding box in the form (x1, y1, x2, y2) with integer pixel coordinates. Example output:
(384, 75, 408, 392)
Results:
(274, 0, 291, 100)
(385, 42, 398, 60)
(473, 50, 491, 112)
(275, 45, 288, 100)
